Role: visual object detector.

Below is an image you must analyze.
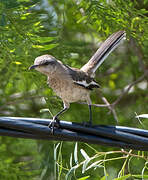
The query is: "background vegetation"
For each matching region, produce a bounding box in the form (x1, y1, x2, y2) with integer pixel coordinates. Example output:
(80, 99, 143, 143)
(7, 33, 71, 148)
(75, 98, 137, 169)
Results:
(0, 0, 147, 179)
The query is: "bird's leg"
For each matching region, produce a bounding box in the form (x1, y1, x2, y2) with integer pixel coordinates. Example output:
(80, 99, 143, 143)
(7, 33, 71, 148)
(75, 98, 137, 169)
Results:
(82, 96, 93, 127)
(48, 107, 68, 134)
(87, 96, 93, 126)
(88, 104, 92, 126)
(48, 101, 69, 134)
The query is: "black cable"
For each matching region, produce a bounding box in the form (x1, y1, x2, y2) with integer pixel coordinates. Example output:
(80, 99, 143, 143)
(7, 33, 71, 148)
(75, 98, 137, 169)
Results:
(0, 117, 148, 151)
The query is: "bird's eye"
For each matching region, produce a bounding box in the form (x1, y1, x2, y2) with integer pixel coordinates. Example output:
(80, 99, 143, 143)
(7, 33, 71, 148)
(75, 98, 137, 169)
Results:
(43, 61, 50, 65)
(41, 59, 55, 66)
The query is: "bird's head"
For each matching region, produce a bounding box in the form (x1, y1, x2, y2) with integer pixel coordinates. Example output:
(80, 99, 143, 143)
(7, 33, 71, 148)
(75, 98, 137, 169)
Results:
(29, 54, 57, 75)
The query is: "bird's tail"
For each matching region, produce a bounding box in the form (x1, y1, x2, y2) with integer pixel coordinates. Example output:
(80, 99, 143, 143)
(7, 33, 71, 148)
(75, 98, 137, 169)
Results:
(81, 31, 126, 77)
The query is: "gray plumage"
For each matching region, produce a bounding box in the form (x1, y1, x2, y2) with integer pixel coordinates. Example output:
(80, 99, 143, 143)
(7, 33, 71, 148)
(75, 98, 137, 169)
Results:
(64, 65, 100, 90)
(29, 31, 126, 127)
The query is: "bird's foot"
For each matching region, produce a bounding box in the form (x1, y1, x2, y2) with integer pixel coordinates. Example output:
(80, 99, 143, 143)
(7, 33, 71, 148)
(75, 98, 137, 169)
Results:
(82, 121, 92, 127)
(48, 116, 60, 134)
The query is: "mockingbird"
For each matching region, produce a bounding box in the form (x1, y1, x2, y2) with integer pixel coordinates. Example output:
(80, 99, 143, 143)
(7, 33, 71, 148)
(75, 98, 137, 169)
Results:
(29, 31, 126, 130)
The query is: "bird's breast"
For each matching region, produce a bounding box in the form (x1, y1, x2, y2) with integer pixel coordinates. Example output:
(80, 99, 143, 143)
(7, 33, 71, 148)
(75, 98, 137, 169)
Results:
(47, 75, 90, 103)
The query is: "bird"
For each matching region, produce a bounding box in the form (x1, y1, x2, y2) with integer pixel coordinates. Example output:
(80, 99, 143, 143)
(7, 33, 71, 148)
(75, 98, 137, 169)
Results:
(29, 31, 126, 131)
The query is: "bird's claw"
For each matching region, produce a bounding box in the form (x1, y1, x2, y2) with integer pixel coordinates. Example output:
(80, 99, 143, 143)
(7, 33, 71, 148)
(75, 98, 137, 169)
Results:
(82, 121, 92, 127)
(48, 116, 60, 134)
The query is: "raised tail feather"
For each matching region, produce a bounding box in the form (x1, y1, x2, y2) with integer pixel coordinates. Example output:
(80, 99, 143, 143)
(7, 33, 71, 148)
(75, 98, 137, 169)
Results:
(81, 31, 126, 77)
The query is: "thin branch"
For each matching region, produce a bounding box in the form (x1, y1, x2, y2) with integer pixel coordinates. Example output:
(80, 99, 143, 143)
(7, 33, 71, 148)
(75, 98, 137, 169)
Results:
(80, 71, 147, 114)
(0, 94, 57, 111)
(0, 95, 43, 111)
(84, 146, 148, 161)
(78, 101, 109, 107)
(101, 97, 119, 124)
(134, 112, 145, 129)
(121, 149, 148, 161)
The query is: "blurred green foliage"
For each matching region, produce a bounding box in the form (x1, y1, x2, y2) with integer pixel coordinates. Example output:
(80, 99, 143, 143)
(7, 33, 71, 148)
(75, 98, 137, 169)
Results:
(0, 0, 147, 179)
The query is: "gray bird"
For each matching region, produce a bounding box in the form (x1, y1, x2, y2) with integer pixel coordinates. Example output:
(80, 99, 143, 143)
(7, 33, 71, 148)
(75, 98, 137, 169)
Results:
(29, 31, 126, 130)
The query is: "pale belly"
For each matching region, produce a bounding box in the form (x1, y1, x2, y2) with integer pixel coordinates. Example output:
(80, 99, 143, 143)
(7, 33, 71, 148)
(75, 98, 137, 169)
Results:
(56, 85, 89, 103)
(48, 77, 90, 103)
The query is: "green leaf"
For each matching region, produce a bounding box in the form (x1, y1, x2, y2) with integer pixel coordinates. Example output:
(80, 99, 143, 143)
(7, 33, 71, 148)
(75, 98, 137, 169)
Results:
(100, 175, 108, 180)
(113, 174, 131, 180)
(77, 176, 90, 180)
(70, 153, 73, 168)
(32, 36, 57, 43)
(80, 149, 90, 160)
(136, 114, 148, 119)
(54, 143, 60, 161)
(77, 16, 87, 24)
(65, 165, 79, 180)
(85, 160, 103, 171)
(74, 142, 78, 164)
(133, 175, 148, 179)
(39, 108, 50, 113)
(13, 61, 22, 65)
(82, 159, 90, 173)
(32, 43, 58, 50)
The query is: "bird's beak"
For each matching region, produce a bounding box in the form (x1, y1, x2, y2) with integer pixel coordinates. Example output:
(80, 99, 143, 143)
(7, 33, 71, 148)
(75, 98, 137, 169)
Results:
(29, 65, 39, 70)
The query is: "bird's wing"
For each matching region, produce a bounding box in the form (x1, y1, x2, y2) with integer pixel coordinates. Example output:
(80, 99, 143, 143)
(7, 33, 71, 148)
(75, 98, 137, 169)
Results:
(65, 65, 100, 90)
